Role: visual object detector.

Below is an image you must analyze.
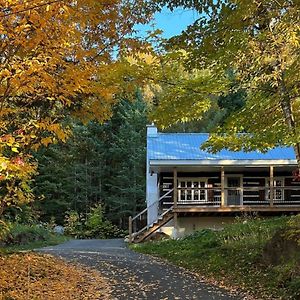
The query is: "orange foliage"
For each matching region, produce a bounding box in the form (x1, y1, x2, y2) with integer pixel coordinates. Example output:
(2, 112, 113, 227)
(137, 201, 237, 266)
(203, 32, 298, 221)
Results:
(0, 0, 153, 213)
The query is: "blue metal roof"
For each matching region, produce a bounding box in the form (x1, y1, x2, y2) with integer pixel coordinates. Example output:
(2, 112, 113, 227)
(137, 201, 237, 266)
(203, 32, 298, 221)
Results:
(147, 133, 296, 161)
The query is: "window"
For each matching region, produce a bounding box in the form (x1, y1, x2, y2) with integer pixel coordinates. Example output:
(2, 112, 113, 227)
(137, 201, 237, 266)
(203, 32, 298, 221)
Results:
(178, 179, 207, 202)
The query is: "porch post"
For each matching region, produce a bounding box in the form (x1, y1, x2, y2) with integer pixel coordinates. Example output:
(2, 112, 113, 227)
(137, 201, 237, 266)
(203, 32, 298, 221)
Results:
(221, 166, 226, 207)
(270, 165, 274, 207)
(173, 168, 178, 208)
(173, 167, 178, 237)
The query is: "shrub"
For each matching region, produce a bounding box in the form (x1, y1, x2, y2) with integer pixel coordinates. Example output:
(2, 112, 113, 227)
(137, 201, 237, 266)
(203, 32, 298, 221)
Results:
(64, 211, 84, 237)
(84, 204, 124, 238)
(1, 223, 53, 246)
(0, 220, 10, 243)
(64, 204, 124, 239)
(4, 204, 40, 225)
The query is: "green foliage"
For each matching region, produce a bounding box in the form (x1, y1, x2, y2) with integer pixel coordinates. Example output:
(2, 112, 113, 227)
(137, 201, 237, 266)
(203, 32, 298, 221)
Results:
(4, 204, 40, 226)
(84, 205, 124, 239)
(149, 1, 300, 166)
(219, 214, 287, 246)
(33, 120, 106, 224)
(64, 204, 124, 239)
(0, 223, 66, 250)
(0, 220, 9, 241)
(104, 95, 148, 227)
(285, 214, 300, 245)
(133, 216, 299, 299)
(33, 94, 148, 227)
(5, 224, 51, 246)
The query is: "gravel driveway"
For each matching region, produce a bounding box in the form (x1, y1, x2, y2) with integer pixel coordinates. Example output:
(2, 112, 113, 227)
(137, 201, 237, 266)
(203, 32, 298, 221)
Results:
(39, 239, 242, 300)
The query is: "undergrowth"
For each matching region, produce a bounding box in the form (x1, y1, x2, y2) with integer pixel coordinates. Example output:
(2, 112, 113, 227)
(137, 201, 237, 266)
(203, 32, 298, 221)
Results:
(0, 223, 68, 253)
(132, 215, 300, 300)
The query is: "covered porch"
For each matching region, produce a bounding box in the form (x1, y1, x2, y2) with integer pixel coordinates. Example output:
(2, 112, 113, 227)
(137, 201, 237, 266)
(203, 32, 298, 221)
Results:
(154, 164, 300, 211)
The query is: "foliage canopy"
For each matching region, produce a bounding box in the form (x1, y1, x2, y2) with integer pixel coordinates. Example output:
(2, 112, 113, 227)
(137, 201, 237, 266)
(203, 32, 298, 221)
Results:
(150, 0, 300, 169)
(0, 0, 152, 215)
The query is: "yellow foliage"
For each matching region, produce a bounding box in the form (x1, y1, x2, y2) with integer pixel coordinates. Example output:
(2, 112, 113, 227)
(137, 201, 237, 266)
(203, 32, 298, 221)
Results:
(0, 253, 110, 300)
(0, 0, 152, 214)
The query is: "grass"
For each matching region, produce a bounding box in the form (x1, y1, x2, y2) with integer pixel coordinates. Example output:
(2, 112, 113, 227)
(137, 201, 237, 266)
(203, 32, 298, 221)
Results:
(0, 234, 69, 253)
(132, 215, 300, 300)
(0, 223, 69, 254)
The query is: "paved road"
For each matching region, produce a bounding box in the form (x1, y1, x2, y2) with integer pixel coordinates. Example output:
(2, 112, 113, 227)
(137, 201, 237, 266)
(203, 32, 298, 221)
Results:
(39, 239, 242, 300)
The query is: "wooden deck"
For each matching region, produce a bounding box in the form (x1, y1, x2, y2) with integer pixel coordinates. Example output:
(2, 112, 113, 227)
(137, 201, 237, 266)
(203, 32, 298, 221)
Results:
(173, 205, 300, 213)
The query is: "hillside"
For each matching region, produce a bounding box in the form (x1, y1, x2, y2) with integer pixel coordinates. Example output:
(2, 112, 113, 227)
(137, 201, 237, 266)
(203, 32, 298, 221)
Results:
(132, 215, 300, 300)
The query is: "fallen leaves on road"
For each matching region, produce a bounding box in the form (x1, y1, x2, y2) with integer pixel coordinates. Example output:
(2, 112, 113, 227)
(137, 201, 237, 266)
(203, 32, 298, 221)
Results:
(0, 252, 110, 300)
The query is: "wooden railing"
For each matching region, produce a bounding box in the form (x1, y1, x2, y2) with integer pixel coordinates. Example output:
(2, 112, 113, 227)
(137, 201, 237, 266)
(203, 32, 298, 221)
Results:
(128, 188, 174, 242)
(172, 186, 300, 206)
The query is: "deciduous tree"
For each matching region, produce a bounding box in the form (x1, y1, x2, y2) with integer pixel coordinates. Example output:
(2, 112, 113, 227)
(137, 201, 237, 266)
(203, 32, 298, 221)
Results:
(0, 0, 152, 215)
(152, 0, 300, 171)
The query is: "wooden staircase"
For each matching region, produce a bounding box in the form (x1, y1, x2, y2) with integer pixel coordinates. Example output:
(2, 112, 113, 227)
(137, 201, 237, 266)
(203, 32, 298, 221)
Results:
(129, 207, 174, 243)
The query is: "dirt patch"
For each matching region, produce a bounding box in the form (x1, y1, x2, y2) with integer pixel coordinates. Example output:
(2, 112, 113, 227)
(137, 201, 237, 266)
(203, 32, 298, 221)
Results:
(146, 232, 170, 242)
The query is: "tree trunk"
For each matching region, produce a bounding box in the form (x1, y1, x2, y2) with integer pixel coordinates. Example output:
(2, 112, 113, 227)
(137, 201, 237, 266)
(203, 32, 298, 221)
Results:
(280, 83, 300, 171)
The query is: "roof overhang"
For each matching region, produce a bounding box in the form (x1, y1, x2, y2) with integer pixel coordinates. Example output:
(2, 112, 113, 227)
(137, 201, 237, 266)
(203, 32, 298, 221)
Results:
(149, 159, 298, 173)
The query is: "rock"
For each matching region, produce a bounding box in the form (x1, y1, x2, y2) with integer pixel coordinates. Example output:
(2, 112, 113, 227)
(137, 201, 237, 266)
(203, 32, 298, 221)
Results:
(262, 227, 300, 266)
(53, 226, 64, 235)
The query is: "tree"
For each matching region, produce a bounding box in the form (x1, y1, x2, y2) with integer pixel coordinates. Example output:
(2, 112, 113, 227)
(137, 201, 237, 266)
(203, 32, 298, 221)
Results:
(34, 121, 106, 224)
(0, 0, 152, 216)
(104, 94, 148, 227)
(33, 94, 148, 227)
(151, 1, 300, 171)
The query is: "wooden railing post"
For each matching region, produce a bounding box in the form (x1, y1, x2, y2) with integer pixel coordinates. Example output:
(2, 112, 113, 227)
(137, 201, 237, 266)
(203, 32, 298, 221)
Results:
(128, 216, 133, 243)
(270, 165, 274, 207)
(221, 166, 226, 207)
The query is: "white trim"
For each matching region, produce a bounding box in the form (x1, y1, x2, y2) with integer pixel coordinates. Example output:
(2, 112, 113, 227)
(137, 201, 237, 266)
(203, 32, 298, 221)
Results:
(149, 159, 297, 168)
(178, 178, 208, 202)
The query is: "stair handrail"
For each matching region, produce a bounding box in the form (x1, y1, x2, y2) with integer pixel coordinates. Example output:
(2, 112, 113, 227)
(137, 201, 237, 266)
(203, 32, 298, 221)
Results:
(132, 188, 174, 222)
(129, 188, 174, 242)
(132, 206, 174, 238)
(132, 207, 148, 222)
(158, 188, 174, 201)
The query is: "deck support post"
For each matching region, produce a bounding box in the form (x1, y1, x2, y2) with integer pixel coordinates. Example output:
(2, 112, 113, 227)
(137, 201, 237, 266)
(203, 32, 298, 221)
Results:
(221, 167, 226, 207)
(270, 166, 274, 207)
(173, 168, 178, 208)
(128, 216, 133, 243)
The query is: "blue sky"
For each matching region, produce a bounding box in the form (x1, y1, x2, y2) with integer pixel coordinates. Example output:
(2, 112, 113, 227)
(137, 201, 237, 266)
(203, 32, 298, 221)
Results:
(135, 7, 200, 39)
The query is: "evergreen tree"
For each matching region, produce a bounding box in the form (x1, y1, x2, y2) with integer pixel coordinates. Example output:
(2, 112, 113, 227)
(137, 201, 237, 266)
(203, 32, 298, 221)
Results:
(104, 95, 147, 227)
(33, 94, 148, 228)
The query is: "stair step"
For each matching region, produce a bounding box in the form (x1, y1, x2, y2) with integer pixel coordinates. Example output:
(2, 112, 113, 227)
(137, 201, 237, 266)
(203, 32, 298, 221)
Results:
(132, 209, 174, 243)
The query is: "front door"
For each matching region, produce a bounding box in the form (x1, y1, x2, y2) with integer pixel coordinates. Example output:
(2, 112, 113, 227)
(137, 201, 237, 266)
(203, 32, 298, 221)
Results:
(226, 176, 242, 206)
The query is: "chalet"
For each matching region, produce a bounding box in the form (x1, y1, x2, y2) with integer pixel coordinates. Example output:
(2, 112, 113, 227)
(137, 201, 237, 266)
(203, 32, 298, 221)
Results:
(129, 124, 300, 243)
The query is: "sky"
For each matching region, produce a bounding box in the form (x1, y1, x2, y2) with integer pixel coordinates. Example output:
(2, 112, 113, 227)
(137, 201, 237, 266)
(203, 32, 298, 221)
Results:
(135, 7, 200, 39)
